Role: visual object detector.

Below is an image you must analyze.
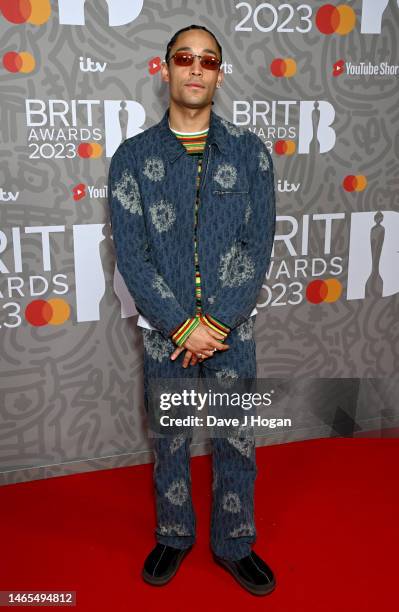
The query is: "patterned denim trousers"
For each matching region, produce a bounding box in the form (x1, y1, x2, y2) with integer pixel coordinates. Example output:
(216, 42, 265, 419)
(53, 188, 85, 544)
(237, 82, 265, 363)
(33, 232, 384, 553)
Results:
(142, 316, 258, 561)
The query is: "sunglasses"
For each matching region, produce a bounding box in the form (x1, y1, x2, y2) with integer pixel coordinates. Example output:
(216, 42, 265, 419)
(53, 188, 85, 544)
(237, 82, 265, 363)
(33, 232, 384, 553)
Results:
(167, 51, 221, 71)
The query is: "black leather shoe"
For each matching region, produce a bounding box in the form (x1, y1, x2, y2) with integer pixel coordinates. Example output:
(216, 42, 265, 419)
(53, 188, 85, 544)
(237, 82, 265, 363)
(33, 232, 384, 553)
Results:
(213, 549, 276, 595)
(142, 543, 192, 585)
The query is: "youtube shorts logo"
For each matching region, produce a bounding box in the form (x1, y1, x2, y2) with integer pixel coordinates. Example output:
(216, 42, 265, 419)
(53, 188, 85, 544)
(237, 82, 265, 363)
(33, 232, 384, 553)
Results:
(73, 183, 86, 201)
(333, 60, 345, 76)
(148, 56, 161, 75)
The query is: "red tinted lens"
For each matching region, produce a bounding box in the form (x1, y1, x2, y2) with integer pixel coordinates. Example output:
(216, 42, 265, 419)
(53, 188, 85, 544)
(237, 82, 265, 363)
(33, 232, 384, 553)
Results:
(173, 52, 194, 66)
(200, 56, 220, 70)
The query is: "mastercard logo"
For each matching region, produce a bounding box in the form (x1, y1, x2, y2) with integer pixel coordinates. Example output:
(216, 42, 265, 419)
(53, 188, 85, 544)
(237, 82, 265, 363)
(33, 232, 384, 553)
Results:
(315, 4, 356, 35)
(0, 0, 51, 25)
(270, 58, 297, 78)
(306, 279, 342, 304)
(275, 140, 296, 155)
(25, 298, 71, 326)
(3, 51, 35, 73)
(77, 143, 103, 159)
(343, 175, 367, 192)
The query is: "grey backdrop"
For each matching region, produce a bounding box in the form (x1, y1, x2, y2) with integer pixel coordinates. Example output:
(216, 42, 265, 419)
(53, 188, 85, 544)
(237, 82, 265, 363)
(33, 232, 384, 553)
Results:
(1, 0, 398, 485)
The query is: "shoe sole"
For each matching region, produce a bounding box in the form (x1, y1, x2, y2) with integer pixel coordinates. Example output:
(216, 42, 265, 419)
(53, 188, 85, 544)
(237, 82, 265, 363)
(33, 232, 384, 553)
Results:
(142, 546, 192, 586)
(213, 553, 276, 596)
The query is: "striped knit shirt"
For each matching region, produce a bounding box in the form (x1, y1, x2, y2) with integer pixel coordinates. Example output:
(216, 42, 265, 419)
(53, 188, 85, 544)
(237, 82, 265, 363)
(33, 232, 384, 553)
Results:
(168, 124, 230, 347)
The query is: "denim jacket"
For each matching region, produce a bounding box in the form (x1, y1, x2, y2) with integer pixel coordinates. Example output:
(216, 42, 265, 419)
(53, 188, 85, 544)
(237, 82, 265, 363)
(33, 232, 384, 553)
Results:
(108, 108, 276, 341)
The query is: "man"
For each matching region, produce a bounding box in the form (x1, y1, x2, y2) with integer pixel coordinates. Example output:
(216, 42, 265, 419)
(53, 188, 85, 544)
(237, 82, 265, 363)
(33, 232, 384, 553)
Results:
(108, 24, 276, 595)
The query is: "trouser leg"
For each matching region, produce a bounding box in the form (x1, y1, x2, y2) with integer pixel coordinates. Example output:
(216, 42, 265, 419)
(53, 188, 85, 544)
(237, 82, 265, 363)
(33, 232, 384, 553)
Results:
(201, 316, 258, 560)
(151, 434, 196, 549)
(210, 435, 257, 560)
(142, 328, 199, 549)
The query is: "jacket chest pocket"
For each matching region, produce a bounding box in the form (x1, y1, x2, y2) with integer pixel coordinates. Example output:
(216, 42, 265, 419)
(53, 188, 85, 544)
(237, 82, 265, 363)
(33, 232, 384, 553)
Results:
(212, 182, 249, 215)
(212, 173, 249, 204)
(213, 186, 248, 194)
(209, 189, 250, 242)
(212, 172, 249, 204)
(212, 176, 249, 196)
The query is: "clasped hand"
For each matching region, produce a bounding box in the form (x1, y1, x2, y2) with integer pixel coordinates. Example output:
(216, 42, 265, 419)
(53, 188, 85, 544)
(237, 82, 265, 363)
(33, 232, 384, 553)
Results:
(170, 323, 230, 368)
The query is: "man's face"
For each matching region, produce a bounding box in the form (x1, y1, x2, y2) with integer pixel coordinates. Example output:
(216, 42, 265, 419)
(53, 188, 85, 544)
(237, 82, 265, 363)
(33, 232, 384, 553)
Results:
(161, 29, 223, 110)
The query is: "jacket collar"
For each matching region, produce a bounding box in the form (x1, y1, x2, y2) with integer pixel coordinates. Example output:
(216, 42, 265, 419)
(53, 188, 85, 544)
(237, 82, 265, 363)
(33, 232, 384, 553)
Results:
(158, 107, 228, 162)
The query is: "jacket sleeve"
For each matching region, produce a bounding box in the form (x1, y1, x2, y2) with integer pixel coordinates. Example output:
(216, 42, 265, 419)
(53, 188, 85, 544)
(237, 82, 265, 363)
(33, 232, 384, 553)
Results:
(108, 141, 192, 341)
(205, 132, 276, 331)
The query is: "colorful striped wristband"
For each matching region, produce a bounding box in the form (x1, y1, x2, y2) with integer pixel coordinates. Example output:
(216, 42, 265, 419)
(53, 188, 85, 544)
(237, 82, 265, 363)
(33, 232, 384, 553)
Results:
(171, 316, 200, 347)
(200, 313, 230, 340)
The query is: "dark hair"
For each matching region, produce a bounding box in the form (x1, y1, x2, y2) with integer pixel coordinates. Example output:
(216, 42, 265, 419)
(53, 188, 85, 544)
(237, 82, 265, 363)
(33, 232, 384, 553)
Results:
(165, 24, 223, 64)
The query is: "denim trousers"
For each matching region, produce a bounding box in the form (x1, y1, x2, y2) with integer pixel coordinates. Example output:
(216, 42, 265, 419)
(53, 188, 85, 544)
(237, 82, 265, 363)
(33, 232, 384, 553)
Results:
(142, 316, 258, 561)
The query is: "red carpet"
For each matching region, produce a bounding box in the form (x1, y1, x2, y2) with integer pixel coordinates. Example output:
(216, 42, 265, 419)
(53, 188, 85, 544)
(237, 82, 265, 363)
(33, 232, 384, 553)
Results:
(1, 438, 398, 611)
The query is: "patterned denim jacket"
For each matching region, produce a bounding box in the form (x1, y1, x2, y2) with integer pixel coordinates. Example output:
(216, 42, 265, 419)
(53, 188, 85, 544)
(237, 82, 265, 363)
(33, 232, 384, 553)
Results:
(108, 107, 276, 341)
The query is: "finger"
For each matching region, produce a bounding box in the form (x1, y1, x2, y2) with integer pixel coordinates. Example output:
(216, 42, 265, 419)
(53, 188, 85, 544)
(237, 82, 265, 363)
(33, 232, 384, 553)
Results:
(212, 333, 227, 341)
(171, 346, 184, 361)
(195, 350, 212, 362)
(216, 344, 230, 350)
(207, 329, 227, 341)
(190, 354, 199, 366)
(206, 336, 228, 346)
(200, 349, 218, 360)
(189, 350, 199, 366)
(182, 350, 192, 368)
(206, 343, 229, 352)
